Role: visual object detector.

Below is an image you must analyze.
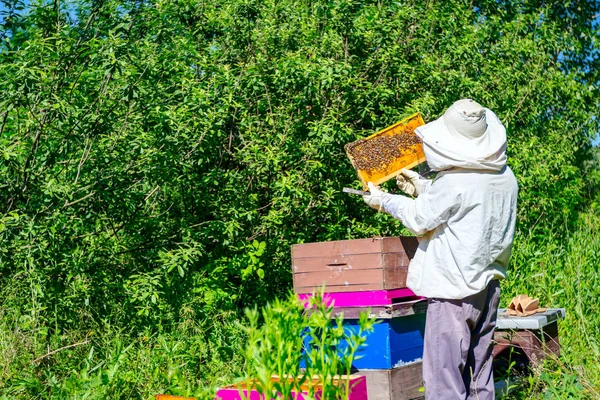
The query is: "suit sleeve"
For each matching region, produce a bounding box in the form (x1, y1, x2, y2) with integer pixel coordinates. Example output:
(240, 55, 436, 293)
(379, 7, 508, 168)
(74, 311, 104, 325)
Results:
(381, 177, 459, 235)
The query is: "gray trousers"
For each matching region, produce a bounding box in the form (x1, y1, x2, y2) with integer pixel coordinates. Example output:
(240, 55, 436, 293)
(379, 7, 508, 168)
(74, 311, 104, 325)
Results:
(423, 280, 500, 400)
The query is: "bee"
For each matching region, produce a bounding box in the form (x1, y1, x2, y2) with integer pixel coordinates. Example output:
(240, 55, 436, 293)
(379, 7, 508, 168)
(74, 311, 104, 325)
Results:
(347, 128, 421, 172)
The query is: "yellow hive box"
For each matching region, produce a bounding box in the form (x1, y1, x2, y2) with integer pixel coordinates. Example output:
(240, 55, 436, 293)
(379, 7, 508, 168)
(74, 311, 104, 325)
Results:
(345, 113, 426, 190)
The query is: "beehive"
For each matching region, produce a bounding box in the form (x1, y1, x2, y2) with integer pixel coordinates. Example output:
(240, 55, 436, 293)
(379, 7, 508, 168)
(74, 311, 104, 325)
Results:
(345, 113, 426, 190)
(301, 314, 425, 370)
(291, 237, 418, 294)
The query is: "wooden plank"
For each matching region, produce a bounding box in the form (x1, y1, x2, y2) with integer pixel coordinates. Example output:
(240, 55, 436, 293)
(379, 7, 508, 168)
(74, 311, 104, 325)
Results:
(292, 253, 384, 273)
(291, 238, 384, 259)
(293, 269, 385, 288)
(356, 361, 424, 400)
(294, 283, 392, 294)
(292, 252, 411, 274)
(293, 267, 408, 293)
(291, 237, 419, 259)
(382, 266, 408, 289)
(326, 299, 428, 320)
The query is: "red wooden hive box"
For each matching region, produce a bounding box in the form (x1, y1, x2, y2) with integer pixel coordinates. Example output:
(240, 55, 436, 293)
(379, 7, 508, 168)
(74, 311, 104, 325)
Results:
(291, 237, 418, 294)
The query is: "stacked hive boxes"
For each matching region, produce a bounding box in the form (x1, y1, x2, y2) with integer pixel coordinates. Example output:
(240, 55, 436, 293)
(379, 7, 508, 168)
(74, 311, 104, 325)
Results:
(292, 237, 426, 400)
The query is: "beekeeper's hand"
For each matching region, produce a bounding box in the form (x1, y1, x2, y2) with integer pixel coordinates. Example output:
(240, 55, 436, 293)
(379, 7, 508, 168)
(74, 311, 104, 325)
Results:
(363, 182, 386, 212)
(396, 169, 431, 197)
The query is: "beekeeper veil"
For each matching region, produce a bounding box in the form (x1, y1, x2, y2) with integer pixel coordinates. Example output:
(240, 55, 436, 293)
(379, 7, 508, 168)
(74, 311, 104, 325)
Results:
(415, 99, 508, 172)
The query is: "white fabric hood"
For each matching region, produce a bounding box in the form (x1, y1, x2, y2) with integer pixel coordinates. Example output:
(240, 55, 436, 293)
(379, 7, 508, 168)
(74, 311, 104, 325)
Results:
(415, 108, 508, 172)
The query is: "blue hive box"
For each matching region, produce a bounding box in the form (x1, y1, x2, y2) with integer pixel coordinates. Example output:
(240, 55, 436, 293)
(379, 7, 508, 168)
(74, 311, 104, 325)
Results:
(302, 313, 425, 370)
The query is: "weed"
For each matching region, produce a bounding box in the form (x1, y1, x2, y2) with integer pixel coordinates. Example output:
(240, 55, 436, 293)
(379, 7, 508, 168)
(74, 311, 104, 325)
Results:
(235, 291, 376, 399)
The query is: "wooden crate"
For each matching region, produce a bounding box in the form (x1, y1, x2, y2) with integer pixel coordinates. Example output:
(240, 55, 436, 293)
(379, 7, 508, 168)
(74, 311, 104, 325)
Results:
(291, 237, 419, 294)
(356, 362, 424, 400)
(493, 321, 560, 366)
(493, 308, 564, 367)
(356, 362, 521, 400)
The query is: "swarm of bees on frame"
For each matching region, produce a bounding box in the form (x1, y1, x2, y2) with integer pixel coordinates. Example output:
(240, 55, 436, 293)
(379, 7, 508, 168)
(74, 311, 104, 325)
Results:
(345, 128, 421, 173)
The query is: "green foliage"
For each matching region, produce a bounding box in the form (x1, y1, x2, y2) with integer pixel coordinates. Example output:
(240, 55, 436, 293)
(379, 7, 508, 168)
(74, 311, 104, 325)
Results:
(501, 211, 600, 399)
(237, 292, 376, 399)
(0, 290, 376, 399)
(0, 0, 598, 397)
(0, 312, 245, 398)
(0, 0, 598, 334)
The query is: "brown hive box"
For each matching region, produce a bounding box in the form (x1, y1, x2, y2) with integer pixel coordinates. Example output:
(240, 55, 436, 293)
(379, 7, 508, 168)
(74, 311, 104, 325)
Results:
(291, 237, 419, 294)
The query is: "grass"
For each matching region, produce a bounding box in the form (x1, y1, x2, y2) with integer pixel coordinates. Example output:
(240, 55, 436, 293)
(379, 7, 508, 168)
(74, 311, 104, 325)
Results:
(0, 210, 599, 399)
(501, 210, 600, 399)
(0, 313, 245, 399)
(0, 292, 376, 399)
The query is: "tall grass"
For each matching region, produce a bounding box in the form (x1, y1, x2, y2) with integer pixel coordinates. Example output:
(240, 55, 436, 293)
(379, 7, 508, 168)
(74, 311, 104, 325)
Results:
(0, 292, 376, 399)
(503, 210, 600, 399)
(1, 212, 599, 398)
(0, 313, 245, 398)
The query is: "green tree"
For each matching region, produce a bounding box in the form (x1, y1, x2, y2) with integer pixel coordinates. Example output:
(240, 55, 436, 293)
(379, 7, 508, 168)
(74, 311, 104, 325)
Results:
(0, 0, 597, 378)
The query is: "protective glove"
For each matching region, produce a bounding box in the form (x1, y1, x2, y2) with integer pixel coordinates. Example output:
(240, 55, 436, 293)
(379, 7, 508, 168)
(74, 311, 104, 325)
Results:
(363, 182, 386, 212)
(396, 169, 431, 197)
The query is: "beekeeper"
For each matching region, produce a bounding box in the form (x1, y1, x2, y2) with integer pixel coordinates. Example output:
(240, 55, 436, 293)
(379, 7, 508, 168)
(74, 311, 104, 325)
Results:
(363, 99, 518, 400)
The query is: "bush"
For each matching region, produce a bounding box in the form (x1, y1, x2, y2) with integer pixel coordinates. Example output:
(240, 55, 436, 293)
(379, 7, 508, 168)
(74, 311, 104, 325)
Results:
(0, 0, 598, 397)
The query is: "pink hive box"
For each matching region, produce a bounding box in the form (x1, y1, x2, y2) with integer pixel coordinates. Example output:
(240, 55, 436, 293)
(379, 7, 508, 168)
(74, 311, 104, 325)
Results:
(214, 375, 367, 400)
(298, 288, 419, 308)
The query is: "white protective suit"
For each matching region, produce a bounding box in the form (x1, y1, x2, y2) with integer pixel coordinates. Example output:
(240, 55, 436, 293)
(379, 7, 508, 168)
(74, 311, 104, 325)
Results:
(379, 103, 518, 299)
